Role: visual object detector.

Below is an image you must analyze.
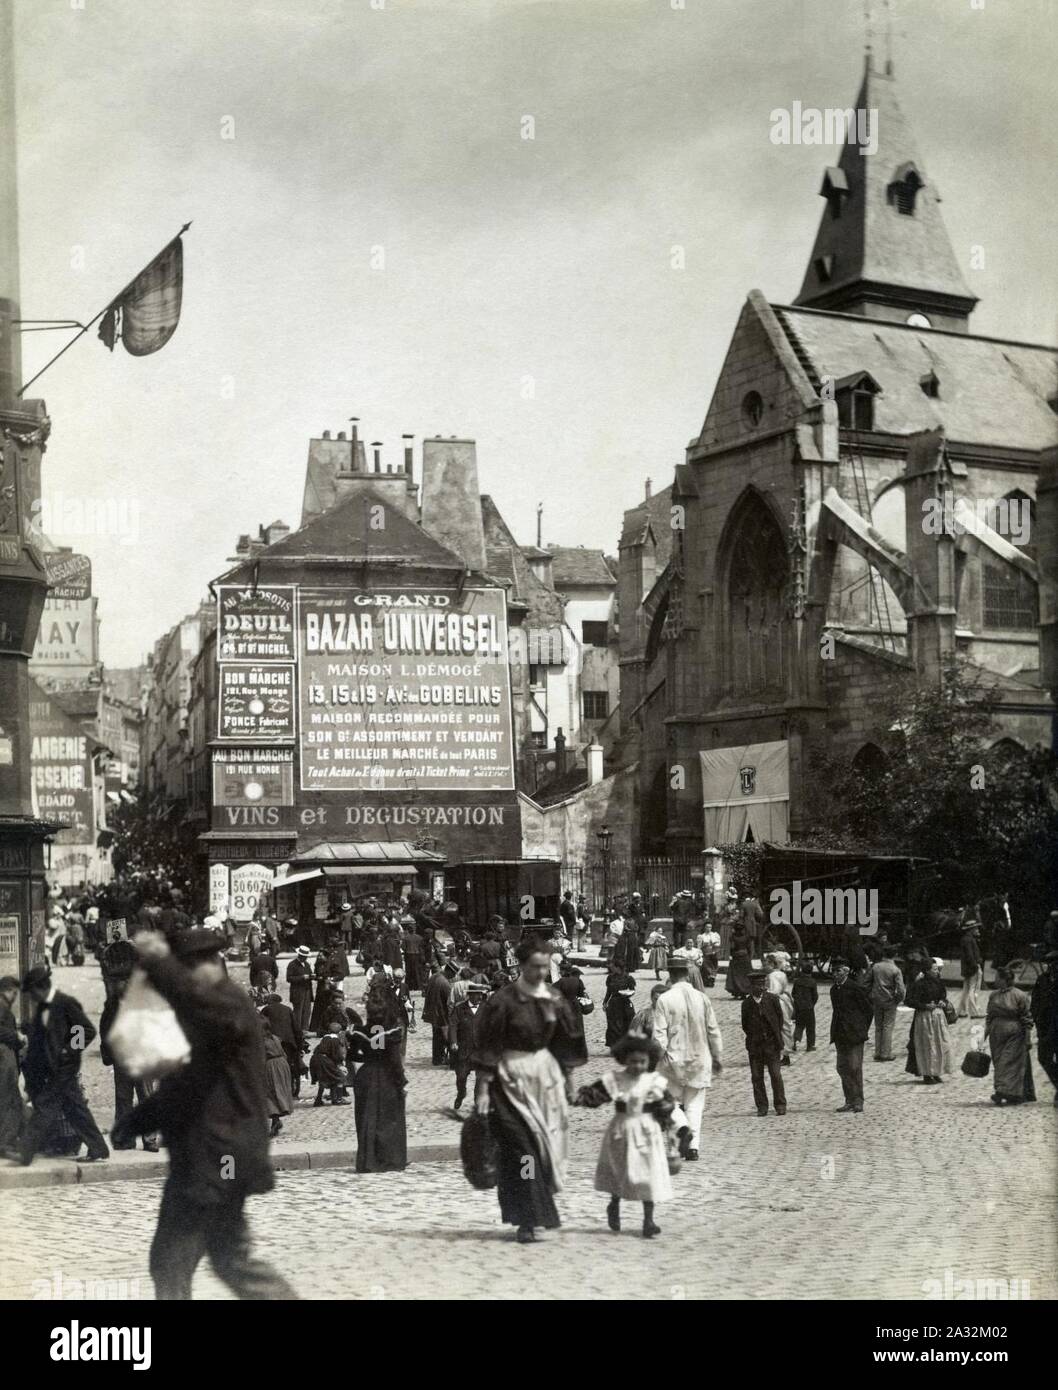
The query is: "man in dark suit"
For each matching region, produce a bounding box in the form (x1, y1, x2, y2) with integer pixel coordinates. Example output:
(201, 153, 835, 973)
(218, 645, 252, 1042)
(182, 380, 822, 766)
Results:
(449, 979, 488, 1110)
(740, 970, 787, 1116)
(830, 957, 874, 1113)
(260, 991, 305, 1096)
(113, 929, 297, 1301)
(19, 964, 109, 1164)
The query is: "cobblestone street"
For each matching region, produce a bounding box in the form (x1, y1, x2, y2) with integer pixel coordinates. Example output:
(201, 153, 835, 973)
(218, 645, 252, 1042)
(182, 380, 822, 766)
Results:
(2, 955, 1055, 1300)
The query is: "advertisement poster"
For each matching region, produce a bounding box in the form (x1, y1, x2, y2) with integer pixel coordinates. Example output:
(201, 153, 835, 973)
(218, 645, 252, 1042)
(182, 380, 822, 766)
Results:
(44, 551, 92, 600)
(212, 746, 294, 805)
(208, 864, 230, 916)
(229, 863, 272, 922)
(218, 663, 295, 741)
(216, 584, 298, 662)
(298, 587, 514, 791)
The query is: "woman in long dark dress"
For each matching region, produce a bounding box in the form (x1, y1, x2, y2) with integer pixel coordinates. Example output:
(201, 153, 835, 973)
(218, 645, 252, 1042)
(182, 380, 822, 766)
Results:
(604, 973, 637, 1047)
(726, 926, 752, 999)
(986, 967, 1036, 1105)
(553, 963, 590, 1068)
(348, 981, 408, 1172)
(472, 941, 582, 1243)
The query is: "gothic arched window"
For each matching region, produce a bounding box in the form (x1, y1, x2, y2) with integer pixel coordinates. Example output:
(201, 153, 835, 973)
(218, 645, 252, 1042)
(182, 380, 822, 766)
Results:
(720, 492, 789, 699)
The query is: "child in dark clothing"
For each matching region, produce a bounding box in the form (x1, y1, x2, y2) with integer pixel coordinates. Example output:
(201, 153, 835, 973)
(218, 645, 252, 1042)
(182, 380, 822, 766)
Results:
(792, 960, 819, 1052)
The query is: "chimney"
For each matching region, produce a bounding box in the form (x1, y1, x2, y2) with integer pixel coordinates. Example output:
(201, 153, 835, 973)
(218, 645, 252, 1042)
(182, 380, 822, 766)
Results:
(402, 434, 414, 475)
(586, 742, 604, 785)
(371, 442, 382, 473)
(536, 502, 543, 549)
(420, 438, 487, 572)
(337, 431, 346, 441)
(645, 477, 652, 501)
(322, 430, 331, 440)
(553, 726, 567, 775)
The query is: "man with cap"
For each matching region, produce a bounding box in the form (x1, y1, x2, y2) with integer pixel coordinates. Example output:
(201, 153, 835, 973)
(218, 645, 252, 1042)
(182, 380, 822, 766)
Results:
(652, 952, 723, 1160)
(829, 958, 874, 1113)
(957, 918, 984, 1019)
(286, 945, 314, 1033)
(449, 977, 489, 1110)
(113, 928, 297, 1301)
(18, 964, 109, 1165)
(741, 970, 787, 1116)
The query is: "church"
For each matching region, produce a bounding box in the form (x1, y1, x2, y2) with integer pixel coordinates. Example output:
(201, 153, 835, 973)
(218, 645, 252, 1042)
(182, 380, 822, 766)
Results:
(618, 54, 1056, 855)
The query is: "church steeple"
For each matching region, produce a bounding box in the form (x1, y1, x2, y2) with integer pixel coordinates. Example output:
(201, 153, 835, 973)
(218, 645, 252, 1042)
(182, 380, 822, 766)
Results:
(794, 56, 977, 332)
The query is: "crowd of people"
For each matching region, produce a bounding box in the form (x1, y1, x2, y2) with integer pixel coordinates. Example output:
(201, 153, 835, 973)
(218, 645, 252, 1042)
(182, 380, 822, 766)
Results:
(1, 874, 1056, 1294)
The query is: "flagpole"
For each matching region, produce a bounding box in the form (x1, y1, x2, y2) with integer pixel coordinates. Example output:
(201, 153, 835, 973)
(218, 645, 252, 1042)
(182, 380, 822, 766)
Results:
(17, 222, 191, 397)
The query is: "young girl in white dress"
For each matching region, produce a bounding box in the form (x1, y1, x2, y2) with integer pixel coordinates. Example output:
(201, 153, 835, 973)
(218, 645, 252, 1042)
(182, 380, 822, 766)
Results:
(576, 1032, 683, 1239)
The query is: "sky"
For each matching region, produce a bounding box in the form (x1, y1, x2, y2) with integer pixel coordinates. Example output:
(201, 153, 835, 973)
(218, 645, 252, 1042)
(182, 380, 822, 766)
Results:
(12, 0, 1058, 667)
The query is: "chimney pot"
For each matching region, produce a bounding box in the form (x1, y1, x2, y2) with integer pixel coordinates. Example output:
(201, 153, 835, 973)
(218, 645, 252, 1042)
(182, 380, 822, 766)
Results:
(337, 431, 346, 441)
(322, 430, 331, 440)
(371, 442, 382, 473)
(645, 477, 652, 501)
(402, 434, 414, 474)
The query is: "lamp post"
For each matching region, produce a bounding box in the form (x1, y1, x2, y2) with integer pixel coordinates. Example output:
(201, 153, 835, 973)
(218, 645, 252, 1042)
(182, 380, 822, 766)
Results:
(596, 823, 613, 918)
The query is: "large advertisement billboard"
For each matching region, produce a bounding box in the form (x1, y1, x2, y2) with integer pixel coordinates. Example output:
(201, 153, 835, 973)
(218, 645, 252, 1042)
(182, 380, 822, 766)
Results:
(29, 692, 95, 838)
(298, 587, 515, 792)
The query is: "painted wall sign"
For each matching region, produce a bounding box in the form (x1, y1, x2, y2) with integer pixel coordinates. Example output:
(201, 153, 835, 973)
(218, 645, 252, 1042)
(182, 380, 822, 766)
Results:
(29, 706, 95, 838)
(217, 664, 295, 742)
(298, 587, 514, 792)
(216, 585, 298, 662)
(212, 746, 294, 805)
(30, 595, 97, 668)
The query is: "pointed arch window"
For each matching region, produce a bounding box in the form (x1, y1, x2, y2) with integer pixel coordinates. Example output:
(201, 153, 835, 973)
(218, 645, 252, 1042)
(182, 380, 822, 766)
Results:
(720, 492, 789, 699)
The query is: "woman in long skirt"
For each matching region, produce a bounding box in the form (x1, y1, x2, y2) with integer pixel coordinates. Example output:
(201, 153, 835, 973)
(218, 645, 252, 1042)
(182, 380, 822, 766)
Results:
(348, 981, 408, 1171)
(905, 957, 953, 1084)
(472, 940, 582, 1244)
(726, 927, 753, 999)
(765, 954, 795, 1063)
(262, 1022, 294, 1138)
(986, 966, 1036, 1105)
(645, 929, 669, 980)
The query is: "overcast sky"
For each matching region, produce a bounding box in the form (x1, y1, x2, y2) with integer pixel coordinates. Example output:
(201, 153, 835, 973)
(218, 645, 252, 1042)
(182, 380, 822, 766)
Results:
(14, 0, 1058, 667)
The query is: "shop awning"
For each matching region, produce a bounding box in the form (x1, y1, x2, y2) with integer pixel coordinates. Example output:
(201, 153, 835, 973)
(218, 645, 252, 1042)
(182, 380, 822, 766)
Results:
(322, 864, 420, 878)
(296, 841, 445, 864)
(271, 868, 324, 888)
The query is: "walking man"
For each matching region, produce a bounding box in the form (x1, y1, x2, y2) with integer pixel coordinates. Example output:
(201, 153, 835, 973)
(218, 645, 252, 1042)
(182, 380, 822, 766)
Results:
(0, 976, 26, 1158)
(558, 891, 578, 944)
(422, 961, 452, 1066)
(829, 958, 873, 1114)
(869, 945, 905, 1061)
(957, 919, 984, 1019)
(653, 956, 723, 1161)
(19, 964, 109, 1165)
(113, 929, 298, 1300)
(449, 978, 488, 1110)
(741, 970, 787, 1116)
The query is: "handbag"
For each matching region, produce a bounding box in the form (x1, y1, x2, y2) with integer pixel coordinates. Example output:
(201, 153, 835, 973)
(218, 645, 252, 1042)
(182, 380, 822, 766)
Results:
(941, 998, 958, 1026)
(460, 1110, 499, 1190)
(961, 1049, 991, 1078)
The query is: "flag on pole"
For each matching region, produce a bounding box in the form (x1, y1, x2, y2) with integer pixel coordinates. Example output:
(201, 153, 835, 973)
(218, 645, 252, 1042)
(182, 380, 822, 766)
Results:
(98, 232, 186, 356)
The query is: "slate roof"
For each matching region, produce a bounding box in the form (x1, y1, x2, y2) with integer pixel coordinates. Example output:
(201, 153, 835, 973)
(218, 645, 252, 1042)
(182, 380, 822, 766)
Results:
(774, 306, 1058, 452)
(232, 487, 467, 570)
(548, 547, 615, 588)
(619, 484, 675, 570)
(481, 495, 565, 625)
(795, 60, 976, 310)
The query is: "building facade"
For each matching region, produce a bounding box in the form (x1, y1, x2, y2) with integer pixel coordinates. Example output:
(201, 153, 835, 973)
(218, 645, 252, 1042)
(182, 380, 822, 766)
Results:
(618, 56, 1056, 855)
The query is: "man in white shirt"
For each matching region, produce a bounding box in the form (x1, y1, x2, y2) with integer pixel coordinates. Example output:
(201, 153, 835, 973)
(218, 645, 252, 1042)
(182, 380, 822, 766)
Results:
(653, 956, 723, 1161)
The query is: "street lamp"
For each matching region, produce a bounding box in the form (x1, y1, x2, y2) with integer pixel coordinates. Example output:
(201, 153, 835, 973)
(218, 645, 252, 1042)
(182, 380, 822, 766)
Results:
(596, 824, 613, 917)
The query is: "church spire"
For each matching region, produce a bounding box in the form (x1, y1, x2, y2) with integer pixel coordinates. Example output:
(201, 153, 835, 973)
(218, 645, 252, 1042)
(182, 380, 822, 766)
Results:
(793, 56, 977, 332)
